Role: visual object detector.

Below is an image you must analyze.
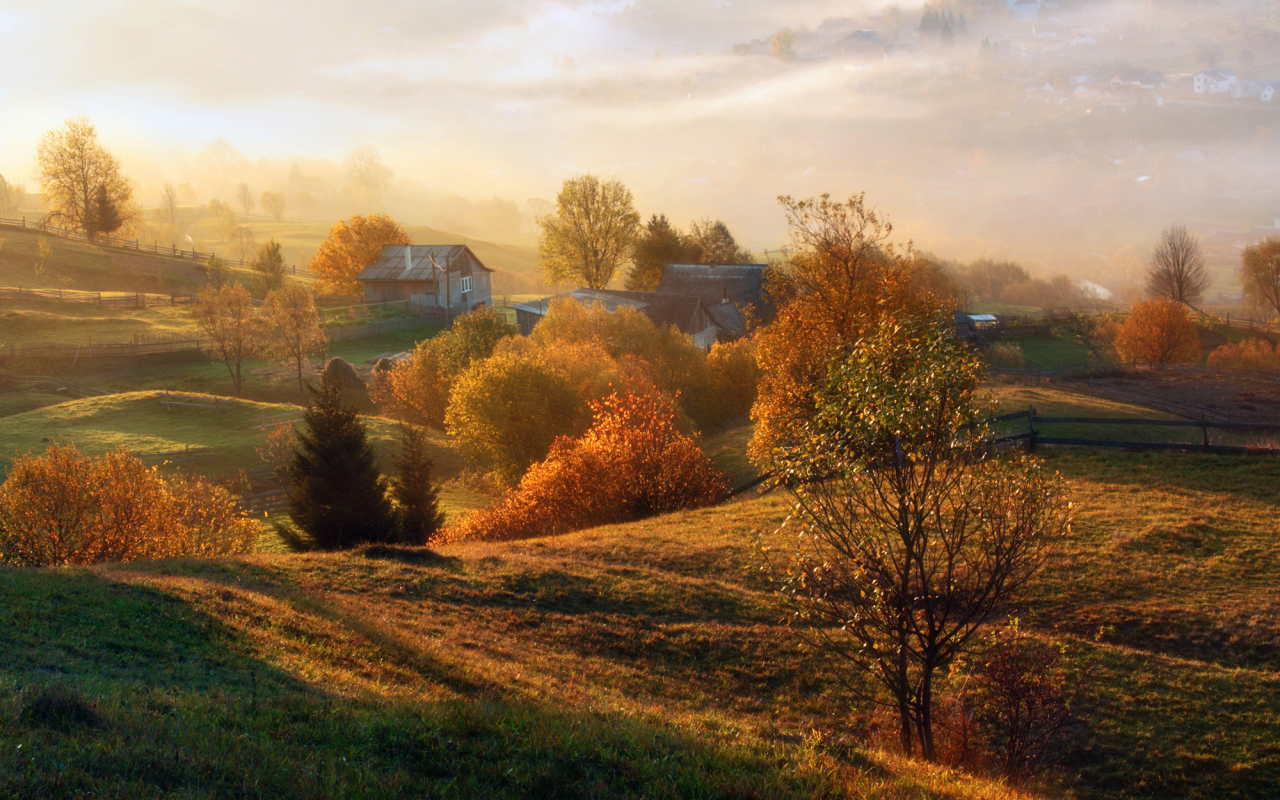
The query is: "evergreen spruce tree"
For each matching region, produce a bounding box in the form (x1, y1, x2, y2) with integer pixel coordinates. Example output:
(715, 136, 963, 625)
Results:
(391, 424, 446, 545)
(278, 370, 396, 551)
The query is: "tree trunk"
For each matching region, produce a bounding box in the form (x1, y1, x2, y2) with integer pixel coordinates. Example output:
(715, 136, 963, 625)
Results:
(918, 672, 936, 762)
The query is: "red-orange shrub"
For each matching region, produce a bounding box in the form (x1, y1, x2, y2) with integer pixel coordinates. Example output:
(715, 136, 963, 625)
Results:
(452, 390, 731, 542)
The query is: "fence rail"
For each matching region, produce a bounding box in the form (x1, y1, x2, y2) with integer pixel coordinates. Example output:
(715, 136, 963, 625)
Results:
(992, 407, 1280, 454)
(0, 216, 319, 279)
(0, 285, 196, 307)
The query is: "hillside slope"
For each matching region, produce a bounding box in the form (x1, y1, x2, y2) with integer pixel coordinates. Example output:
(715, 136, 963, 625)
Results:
(0, 493, 1026, 799)
(0, 223, 229, 294)
(1, 448, 1276, 797)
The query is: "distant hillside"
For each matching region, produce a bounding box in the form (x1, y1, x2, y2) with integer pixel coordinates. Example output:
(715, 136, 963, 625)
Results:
(190, 217, 540, 274)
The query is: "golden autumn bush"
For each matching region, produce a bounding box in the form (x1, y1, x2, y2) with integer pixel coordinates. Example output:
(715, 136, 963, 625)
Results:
(0, 443, 259, 566)
(1207, 338, 1280, 371)
(372, 306, 516, 428)
(452, 390, 731, 542)
(1113, 298, 1200, 365)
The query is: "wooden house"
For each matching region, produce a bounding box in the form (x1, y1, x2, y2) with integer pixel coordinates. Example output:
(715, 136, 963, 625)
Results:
(356, 245, 493, 310)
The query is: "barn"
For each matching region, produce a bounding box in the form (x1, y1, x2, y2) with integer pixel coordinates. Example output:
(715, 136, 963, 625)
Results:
(356, 245, 493, 310)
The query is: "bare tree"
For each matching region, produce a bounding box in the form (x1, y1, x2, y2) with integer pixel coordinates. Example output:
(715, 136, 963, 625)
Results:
(260, 283, 326, 389)
(198, 138, 246, 185)
(192, 283, 259, 394)
(1145, 223, 1210, 308)
(226, 226, 257, 262)
(343, 146, 393, 209)
(236, 182, 255, 218)
(160, 183, 180, 227)
(260, 191, 287, 221)
(0, 173, 24, 218)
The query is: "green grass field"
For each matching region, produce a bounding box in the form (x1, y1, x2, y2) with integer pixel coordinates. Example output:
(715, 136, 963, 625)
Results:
(0, 299, 198, 347)
(0, 442, 1275, 798)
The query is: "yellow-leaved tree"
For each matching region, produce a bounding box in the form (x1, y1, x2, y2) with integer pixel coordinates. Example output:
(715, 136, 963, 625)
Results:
(310, 213, 409, 296)
(35, 117, 136, 239)
(1113, 298, 1200, 365)
(537, 174, 640, 289)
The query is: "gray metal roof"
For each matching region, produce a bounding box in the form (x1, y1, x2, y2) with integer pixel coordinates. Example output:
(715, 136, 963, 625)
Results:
(657, 264, 766, 306)
(356, 244, 491, 283)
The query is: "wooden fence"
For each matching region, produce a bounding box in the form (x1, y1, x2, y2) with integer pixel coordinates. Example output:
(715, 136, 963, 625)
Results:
(994, 407, 1280, 455)
(2, 333, 203, 362)
(0, 216, 319, 279)
(0, 285, 194, 307)
(160, 391, 234, 413)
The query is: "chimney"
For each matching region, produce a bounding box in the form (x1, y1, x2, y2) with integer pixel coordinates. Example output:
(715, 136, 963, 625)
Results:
(401, 245, 414, 278)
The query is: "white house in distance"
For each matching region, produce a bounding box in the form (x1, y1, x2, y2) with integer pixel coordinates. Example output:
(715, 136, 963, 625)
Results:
(356, 244, 493, 310)
(1193, 69, 1237, 95)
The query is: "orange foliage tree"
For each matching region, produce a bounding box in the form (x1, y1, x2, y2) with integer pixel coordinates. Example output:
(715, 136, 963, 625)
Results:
(1207, 338, 1280, 371)
(1113, 298, 1201, 364)
(452, 390, 730, 542)
(371, 306, 516, 428)
(750, 194, 934, 465)
(309, 213, 410, 296)
(0, 443, 258, 566)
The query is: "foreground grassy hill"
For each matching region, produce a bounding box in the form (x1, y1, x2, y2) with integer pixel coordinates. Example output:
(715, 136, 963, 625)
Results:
(0, 448, 1276, 798)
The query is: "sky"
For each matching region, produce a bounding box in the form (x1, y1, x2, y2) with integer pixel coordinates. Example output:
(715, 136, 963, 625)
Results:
(1, 0, 893, 249)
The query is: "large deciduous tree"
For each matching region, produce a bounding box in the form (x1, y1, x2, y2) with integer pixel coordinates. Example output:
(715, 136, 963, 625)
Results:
(192, 282, 259, 394)
(259, 283, 326, 390)
(1241, 236, 1280, 318)
(758, 308, 1071, 762)
(343, 145, 393, 209)
(35, 117, 136, 239)
(538, 174, 640, 289)
(1145, 223, 1210, 308)
(310, 213, 410, 297)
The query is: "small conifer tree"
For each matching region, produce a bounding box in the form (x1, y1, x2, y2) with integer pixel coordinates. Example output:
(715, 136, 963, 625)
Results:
(278, 370, 396, 551)
(391, 425, 446, 545)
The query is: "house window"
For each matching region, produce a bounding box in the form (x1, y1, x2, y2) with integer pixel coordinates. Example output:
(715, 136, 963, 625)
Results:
(461, 276, 473, 293)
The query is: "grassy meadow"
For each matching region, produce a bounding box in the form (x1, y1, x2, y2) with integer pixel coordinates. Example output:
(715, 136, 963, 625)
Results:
(0, 445, 1276, 798)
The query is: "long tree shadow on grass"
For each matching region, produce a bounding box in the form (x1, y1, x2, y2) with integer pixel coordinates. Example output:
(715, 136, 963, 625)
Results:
(0, 568, 903, 799)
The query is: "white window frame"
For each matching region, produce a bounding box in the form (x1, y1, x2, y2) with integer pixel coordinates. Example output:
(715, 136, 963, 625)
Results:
(461, 276, 473, 294)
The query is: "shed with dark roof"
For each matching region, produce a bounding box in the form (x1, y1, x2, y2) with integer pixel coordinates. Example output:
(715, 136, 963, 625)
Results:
(656, 263, 773, 331)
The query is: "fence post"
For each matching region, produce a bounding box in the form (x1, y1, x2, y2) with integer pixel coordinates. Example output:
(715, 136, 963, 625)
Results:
(1201, 412, 1209, 449)
(1027, 405, 1037, 453)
